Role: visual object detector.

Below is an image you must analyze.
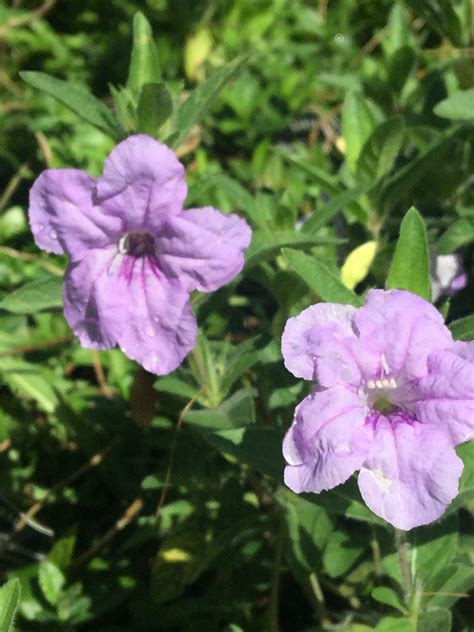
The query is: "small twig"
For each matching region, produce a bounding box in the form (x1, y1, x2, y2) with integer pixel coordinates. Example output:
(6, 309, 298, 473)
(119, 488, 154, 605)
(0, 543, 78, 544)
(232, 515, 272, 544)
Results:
(0, 335, 73, 357)
(0, 162, 29, 212)
(72, 497, 144, 566)
(395, 529, 412, 601)
(35, 131, 53, 168)
(0, 0, 56, 37)
(309, 572, 332, 626)
(0, 245, 64, 275)
(14, 438, 118, 534)
(370, 526, 382, 577)
(91, 350, 113, 399)
(154, 389, 203, 519)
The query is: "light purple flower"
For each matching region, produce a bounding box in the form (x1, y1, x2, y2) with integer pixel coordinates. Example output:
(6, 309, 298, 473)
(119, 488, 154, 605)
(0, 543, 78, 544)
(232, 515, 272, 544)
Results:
(282, 289, 474, 530)
(28, 135, 251, 375)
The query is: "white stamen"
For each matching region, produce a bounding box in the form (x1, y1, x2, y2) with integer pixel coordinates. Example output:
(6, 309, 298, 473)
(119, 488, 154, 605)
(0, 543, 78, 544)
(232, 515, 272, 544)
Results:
(389, 378, 397, 389)
(380, 353, 390, 377)
(118, 235, 127, 254)
(367, 379, 376, 389)
(375, 379, 383, 389)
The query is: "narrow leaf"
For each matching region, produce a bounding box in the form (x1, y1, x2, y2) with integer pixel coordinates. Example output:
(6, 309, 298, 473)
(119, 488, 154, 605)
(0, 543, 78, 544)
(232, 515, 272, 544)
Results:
(0, 578, 20, 632)
(434, 88, 474, 120)
(386, 207, 431, 300)
(449, 316, 474, 341)
(136, 82, 173, 135)
(20, 71, 121, 139)
(282, 248, 363, 306)
(0, 276, 63, 314)
(356, 116, 405, 184)
(127, 12, 160, 95)
(168, 55, 249, 149)
(342, 92, 376, 172)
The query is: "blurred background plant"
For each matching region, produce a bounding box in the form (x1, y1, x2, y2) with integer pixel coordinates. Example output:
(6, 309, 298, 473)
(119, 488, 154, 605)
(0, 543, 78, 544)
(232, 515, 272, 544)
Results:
(0, 0, 473, 630)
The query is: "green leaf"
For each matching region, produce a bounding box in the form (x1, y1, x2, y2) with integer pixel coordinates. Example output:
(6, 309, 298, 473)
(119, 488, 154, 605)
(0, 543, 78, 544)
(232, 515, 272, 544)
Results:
(279, 493, 333, 577)
(244, 230, 341, 269)
(2, 359, 59, 413)
(323, 531, 365, 578)
(185, 389, 255, 431)
(301, 186, 367, 235)
(0, 275, 63, 314)
(387, 46, 416, 94)
(204, 427, 284, 481)
(375, 617, 412, 632)
(38, 561, 65, 607)
(434, 88, 474, 120)
(424, 563, 474, 609)
(282, 248, 363, 306)
(20, 71, 121, 139)
(382, 517, 458, 587)
(386, 207, 431, 300)
(342, 92, 377, 172)
(276, 149, 366, 222)
(379, 125, 465, 214)
(449, 316, 474, 341)
(0, 578, 21, 632)
(136, 82, 173, 135)
(168, 55, 249, 149)
(127, 12, 160, 95)
(437, 218, 474, 254)
(407, 0, 464, 46)
(371, 587, 407, 614)
(356, 117, 405, 184)
(417, 608, 452, 632)
(445, 441, 474, 514)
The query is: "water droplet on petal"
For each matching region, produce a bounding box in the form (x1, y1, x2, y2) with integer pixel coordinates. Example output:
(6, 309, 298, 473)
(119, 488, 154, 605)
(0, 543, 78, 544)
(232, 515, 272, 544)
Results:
(49, 229, 58, 239)
(32, 223, 44, 233)
(145, 326, 155, 338)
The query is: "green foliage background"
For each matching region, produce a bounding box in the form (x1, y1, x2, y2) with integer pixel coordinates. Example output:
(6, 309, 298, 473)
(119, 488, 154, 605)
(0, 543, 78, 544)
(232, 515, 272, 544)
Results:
(0, 0, 473, 630)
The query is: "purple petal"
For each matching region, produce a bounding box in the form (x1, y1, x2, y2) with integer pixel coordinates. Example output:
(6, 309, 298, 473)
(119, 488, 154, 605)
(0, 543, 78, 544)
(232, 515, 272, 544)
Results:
(358, 413, 463, 530)
(96, 135, 187, 232)
(415, 341, 474, 445)
(63, 251, 197, 375)
(29, 169, 121, 260)
(353, 289, 453, 381)
(155, 207, 251, 292)
(283, 386, 371, 493)
(281, 303, 357, 380)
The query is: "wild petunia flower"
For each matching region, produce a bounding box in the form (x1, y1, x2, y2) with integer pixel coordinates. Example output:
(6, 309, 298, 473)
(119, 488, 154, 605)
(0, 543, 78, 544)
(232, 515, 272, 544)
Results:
(281, 289, 474, 530)
(28, 135, 251, 375)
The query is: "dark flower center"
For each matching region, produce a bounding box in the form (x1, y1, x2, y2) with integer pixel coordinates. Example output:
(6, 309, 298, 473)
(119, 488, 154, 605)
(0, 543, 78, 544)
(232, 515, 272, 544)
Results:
(118, 231, 155, 257)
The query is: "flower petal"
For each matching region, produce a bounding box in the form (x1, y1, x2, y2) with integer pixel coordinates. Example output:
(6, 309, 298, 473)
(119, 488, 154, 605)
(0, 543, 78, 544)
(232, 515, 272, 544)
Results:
(415, 341, 474, 445)
(358, 414, 463, 530)
(29, 169, 120, 259)
(281, 303, 357, 380)
(115, 260, 197, 375)
(283, 386, 370, 494)
(155, 207, 251, 292)
(353, 289, 453, 381)
(63, 251, 197, 374)
(63, 247, 127, 348)
(96, 135, 187, 232)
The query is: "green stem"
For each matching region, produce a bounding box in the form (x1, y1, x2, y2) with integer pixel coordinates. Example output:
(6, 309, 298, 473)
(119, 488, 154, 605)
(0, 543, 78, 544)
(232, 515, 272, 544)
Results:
(395, 528, 412, 602)
(269, 520, 284, 632)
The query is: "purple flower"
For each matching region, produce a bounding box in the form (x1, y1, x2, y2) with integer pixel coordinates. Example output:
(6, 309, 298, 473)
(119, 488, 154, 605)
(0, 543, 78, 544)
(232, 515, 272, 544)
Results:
(28, 135, 251, 375)
(281, 289, 474, 530)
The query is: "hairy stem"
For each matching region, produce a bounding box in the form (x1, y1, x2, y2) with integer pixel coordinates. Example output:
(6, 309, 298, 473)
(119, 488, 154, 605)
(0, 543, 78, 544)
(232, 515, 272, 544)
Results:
(395, 528, 412, 601)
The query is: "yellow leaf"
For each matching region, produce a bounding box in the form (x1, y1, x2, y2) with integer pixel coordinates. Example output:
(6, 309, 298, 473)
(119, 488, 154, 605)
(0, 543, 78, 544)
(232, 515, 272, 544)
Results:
(341, 241, 377, 290)
(160, 548, 192, 563)
(184, 29, 213, 81)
